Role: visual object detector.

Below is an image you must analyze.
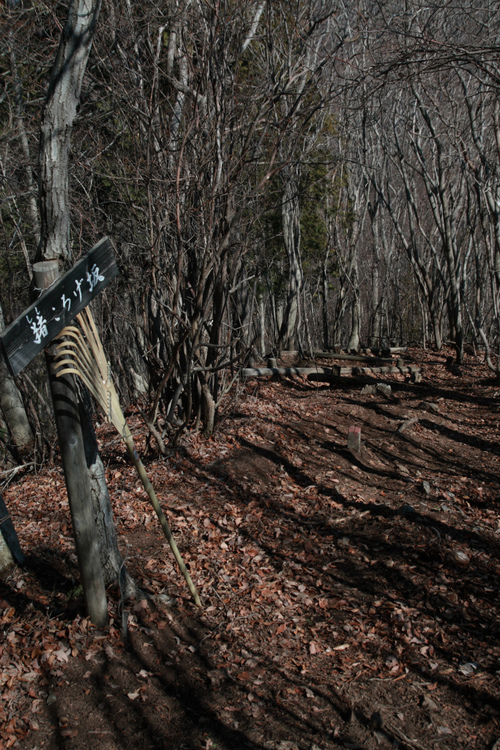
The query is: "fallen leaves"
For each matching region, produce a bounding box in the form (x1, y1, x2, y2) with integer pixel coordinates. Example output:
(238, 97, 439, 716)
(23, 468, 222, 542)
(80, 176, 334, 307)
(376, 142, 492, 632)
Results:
(0, 349, 499, 749)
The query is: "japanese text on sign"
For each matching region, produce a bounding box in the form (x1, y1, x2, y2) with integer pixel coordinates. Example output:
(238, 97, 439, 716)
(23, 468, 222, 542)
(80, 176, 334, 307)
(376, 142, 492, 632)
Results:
(0, 238, 118, 377)
(26, 264, 106, 347)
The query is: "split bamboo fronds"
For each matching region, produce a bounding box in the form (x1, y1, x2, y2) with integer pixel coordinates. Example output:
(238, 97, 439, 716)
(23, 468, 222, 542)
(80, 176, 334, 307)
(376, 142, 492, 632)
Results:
(53, 307, 201, 607)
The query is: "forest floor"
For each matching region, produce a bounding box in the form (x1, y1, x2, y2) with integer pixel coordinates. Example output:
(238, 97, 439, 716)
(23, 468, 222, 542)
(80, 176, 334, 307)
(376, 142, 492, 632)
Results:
(1, 348, 500, 750)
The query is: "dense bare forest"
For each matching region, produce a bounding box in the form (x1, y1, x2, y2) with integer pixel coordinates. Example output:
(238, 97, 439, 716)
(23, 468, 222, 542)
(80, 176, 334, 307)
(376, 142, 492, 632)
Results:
(3, 4, 500, 748)
(2, 0, 500, 443)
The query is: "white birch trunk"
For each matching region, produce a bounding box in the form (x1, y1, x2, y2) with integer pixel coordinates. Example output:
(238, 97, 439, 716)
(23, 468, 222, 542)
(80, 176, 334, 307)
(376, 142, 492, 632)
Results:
(279, 166, 303, 350)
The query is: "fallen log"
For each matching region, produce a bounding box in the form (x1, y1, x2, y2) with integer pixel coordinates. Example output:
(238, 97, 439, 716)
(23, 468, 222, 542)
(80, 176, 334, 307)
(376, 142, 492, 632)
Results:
(241, 366, 342, 378)
(307, 365, 419, 380)
(241, 364, 420, 382)
(363, 346, 407, 356)
(315, 347, 407, 359)
(352, 365, 419, 376)
(307, 373, 378, 387)
(314, 351, 394, 364)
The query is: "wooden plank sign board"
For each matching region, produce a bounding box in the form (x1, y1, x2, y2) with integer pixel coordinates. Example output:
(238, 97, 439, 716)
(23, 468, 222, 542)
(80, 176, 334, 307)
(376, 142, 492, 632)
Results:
(0, 238, 118, 376)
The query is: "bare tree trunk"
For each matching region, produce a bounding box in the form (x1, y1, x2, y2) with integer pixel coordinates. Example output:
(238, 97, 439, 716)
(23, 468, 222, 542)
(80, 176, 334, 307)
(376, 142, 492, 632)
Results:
(347, 267, 361, 351)
(0, 303, 33, 451)
(37, 0, 102, 263)
(8, 41, 40, 245)
(279, 166, 303, 350)
(321, 250, 331, 349)
(0, 371, 33, 452)
(0, 536, 14, 574)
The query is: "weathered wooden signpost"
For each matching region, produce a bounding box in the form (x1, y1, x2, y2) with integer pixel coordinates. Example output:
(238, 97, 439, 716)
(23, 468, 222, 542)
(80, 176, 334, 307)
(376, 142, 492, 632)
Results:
(0, 237, 200, 626)
(1, 238, 118, 378)
(1, 239, 117, 627)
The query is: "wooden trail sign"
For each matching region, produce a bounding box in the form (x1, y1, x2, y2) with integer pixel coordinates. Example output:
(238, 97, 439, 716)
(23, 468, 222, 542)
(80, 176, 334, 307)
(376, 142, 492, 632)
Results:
(0, 238, 118, 376)
(0, 237, 200, 610)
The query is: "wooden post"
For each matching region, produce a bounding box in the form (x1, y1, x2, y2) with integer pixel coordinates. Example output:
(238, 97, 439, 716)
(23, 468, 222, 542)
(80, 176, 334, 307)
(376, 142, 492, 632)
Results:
(33, 261, 108, 628)
(32, 260, 60, 290)
(348, 425, 361, 453)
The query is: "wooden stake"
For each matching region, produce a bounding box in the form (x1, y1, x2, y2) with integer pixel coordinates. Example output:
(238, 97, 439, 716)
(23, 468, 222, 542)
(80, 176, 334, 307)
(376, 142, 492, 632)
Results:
(348, 425, 362, 453)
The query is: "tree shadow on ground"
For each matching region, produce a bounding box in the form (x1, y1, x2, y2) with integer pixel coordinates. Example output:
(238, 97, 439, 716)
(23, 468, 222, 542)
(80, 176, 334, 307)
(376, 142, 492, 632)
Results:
(16, 360, 500, 750)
